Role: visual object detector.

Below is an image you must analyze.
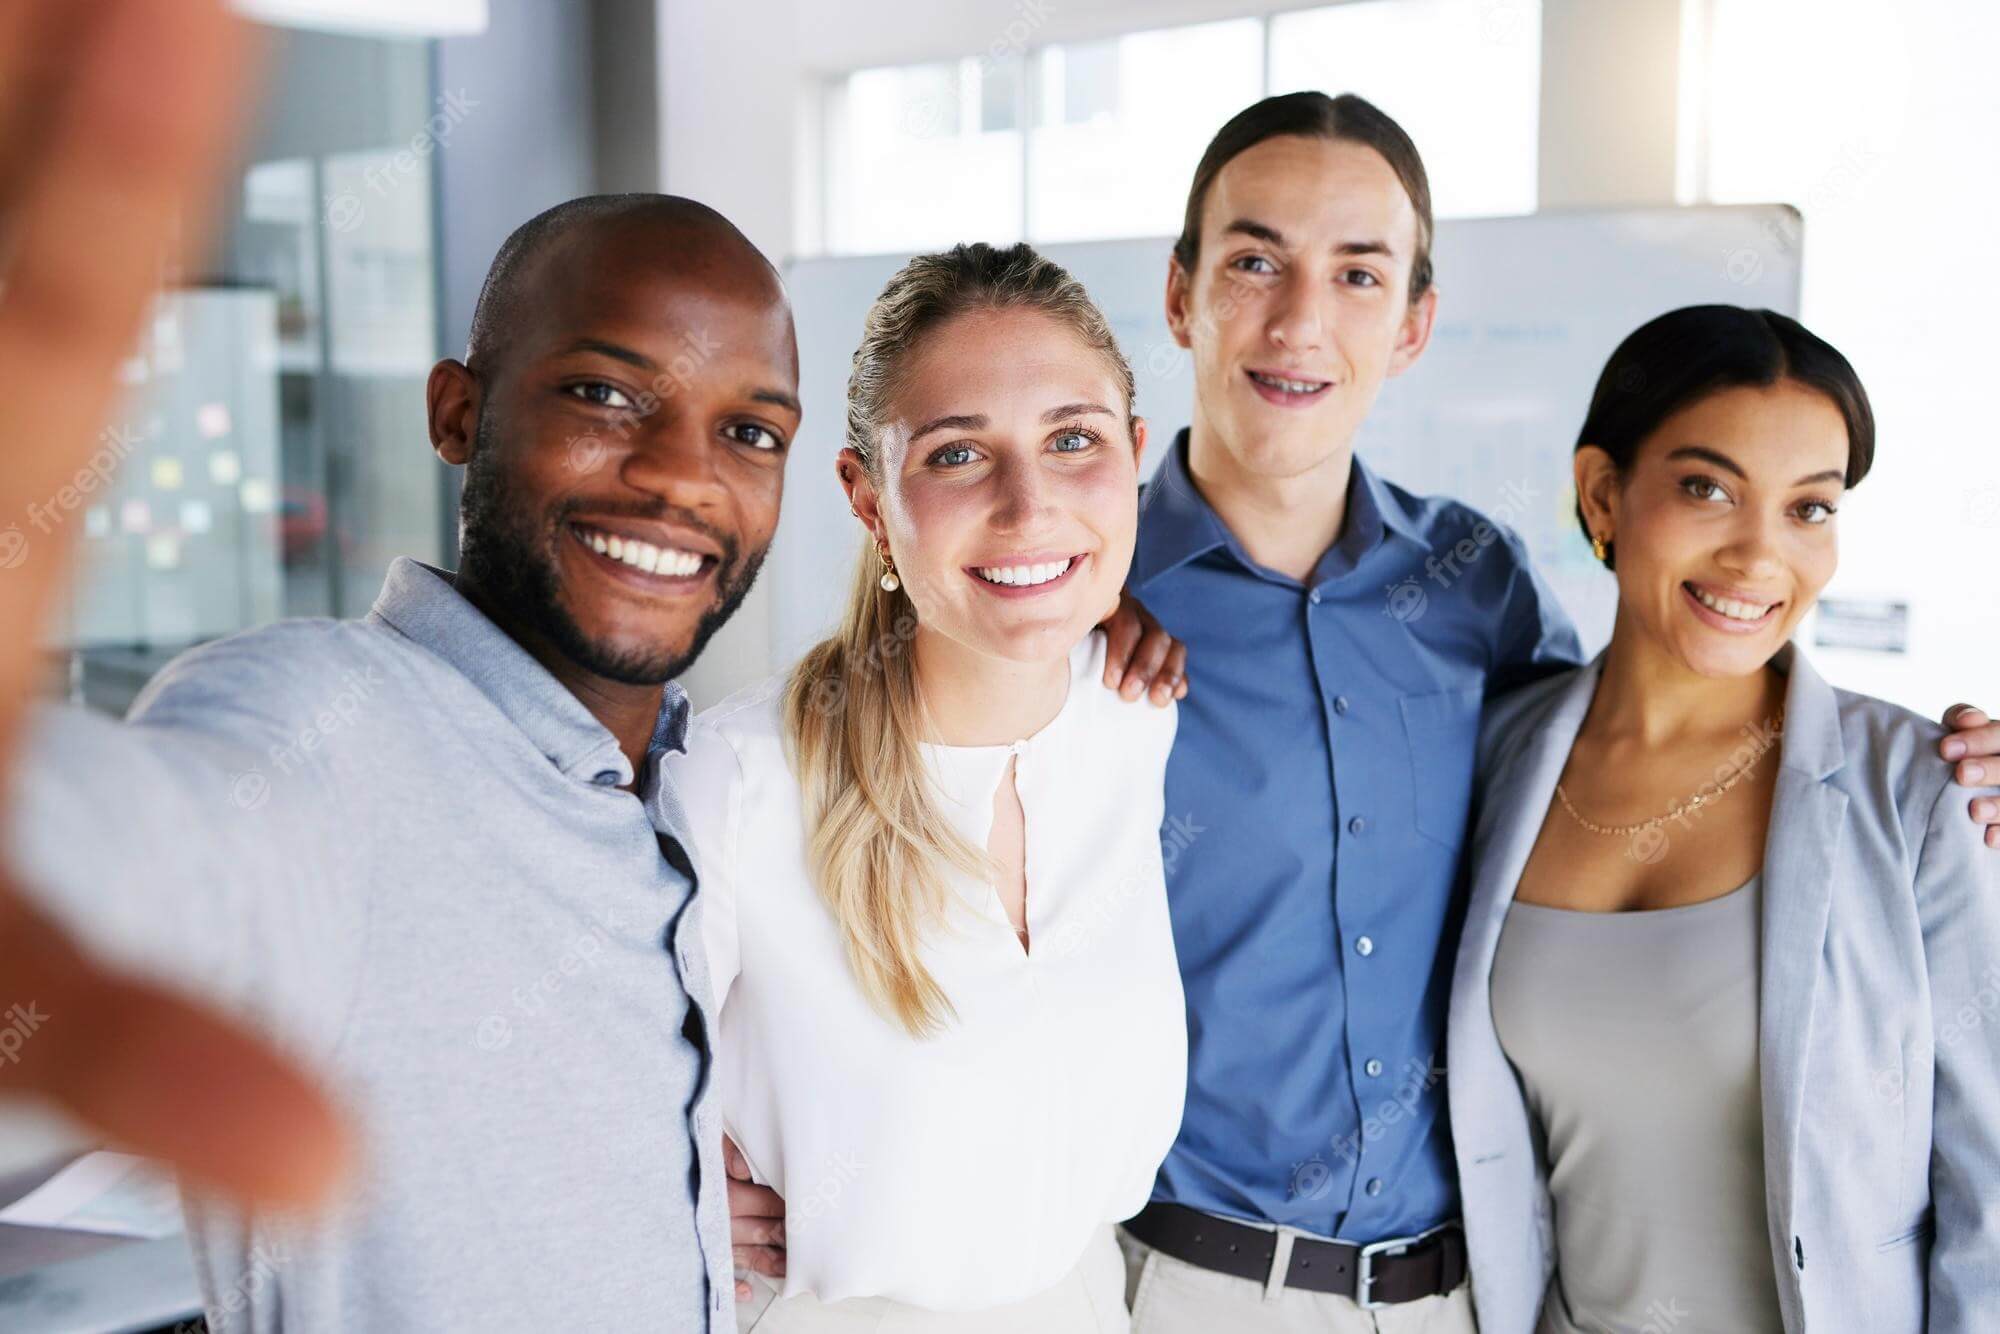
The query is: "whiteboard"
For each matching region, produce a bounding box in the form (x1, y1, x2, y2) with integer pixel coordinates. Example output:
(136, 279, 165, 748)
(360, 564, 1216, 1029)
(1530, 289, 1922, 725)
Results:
(776, 205, 1802, 664)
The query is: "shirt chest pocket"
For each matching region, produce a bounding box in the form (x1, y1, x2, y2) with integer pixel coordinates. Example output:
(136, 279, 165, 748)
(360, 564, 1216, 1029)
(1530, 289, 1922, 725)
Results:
(1399, 687, 1485, 848)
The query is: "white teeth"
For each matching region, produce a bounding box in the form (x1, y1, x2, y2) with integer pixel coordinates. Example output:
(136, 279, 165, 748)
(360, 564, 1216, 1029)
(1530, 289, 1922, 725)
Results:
(1690, 585, 1774, 621)
(975, 557, 1074, 587)
(1252, 371, 1326, 394)
(577, 526, 705, 578)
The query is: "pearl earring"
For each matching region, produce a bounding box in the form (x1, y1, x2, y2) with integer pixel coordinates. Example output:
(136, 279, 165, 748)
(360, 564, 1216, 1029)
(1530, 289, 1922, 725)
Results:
(877, 543, 900, 593)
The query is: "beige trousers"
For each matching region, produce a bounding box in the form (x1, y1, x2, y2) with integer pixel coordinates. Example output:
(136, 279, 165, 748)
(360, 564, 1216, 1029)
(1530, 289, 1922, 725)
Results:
(736, 1226, 1130, 1333)
(1118, 1226, 1479, 1334)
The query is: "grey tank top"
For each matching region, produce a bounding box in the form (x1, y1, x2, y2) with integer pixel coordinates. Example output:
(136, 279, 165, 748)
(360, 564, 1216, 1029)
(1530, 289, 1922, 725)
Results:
(1490, 876, 1785, 1334)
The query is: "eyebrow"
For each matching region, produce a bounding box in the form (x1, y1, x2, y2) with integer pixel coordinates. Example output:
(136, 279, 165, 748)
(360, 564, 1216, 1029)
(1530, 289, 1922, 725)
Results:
(561, 337, 657, 372)
(563, 338, 800, 415)
(1665, 444, 1846, 487)
(1042, 402, 1116, 423)
(910, 413, 986, 444)
(909, 403, 1117, 446)
(1221, 218, 1396, 259)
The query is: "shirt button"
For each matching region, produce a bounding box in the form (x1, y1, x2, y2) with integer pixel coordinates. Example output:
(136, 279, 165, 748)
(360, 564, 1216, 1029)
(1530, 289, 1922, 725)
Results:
(1333, 695, 1349, 715)
(1348, 816, 1366, 835)
(1365, 1058, 1384, 1078)
(1355, 935, 1375, 957)
(592, 769, 619, 786)
(1366, 1177, 1384, 1197)
(1308, 589, 1322, 605)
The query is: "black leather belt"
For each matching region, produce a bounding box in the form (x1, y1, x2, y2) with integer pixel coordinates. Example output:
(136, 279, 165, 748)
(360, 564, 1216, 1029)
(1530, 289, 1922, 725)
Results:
(1123, 1202, 1467, 1308)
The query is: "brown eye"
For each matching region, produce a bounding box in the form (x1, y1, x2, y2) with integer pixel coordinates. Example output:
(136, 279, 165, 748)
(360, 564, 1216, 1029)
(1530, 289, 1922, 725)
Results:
(727, 423, 782, 451)
(568, 381, 635, 411)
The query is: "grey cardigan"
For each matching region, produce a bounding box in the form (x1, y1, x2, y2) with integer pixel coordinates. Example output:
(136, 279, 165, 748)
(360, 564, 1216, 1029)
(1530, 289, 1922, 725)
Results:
(1447, 642, 2000, 1333)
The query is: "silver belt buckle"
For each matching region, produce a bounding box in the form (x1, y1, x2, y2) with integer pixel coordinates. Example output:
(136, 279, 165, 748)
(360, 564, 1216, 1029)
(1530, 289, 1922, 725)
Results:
(1355, 1221, 1453, 1310)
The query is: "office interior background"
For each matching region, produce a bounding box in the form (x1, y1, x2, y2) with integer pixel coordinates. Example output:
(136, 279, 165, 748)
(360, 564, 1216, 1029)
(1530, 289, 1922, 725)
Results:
(1, 0, 1996, 1323)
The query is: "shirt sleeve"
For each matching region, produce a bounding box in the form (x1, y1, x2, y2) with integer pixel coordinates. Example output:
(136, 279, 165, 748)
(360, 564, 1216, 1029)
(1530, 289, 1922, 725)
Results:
(1913, 771, 2000, 1331)
(6, 632, 372, 1052)
(1487, 524, 1586, 697)
(666, 722, 745, 1010)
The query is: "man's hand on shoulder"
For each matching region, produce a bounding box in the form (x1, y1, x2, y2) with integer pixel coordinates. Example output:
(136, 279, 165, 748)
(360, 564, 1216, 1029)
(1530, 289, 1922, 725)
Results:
(1941, 704, 2000, 849)
(1098, 589, 1187, 707)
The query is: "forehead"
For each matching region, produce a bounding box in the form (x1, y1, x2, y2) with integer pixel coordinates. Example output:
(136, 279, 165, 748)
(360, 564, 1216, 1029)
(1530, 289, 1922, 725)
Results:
(1202, 134, 1420, 254)
(1647, 383, 1849, 458)
(890, 307, 1124, 420)
(510, 218, 798, 383)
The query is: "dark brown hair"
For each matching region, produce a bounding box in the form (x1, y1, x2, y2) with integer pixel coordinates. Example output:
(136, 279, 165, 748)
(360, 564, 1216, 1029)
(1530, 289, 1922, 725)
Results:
(1575, 305, 1876, 571)
(1174, 91, 1435, 302)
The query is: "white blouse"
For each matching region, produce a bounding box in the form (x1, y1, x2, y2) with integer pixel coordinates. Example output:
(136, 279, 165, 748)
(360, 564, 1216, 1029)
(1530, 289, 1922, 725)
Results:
(667, 631, 1187, 1311)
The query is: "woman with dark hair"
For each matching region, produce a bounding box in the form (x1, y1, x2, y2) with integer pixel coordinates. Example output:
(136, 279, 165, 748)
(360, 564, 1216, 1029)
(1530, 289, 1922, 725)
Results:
(1446, 305, 2000, 1333)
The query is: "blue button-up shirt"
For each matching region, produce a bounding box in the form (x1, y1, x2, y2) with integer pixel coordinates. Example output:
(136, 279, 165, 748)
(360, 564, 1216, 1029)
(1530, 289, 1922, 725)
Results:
(1134, 430, 1581, 1241)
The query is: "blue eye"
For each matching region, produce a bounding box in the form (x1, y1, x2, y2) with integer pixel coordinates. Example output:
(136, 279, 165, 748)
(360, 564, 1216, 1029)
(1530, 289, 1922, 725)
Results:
(567, 381, 634, 411)
(728, 423, 783, 451)
(930, 445, 976, 468)
(1052, 430, 1094, 453)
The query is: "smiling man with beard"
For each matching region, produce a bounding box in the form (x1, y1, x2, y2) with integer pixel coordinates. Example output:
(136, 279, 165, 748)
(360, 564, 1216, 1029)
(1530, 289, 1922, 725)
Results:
(3, 191, 800, 1332)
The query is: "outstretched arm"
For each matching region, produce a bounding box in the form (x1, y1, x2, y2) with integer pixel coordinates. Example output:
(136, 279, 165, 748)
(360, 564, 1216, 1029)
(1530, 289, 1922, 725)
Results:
(0, 0, 346, 1209)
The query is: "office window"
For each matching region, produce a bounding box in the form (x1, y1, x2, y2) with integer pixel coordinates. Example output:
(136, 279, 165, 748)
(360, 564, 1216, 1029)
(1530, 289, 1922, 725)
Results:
(1686, 0, 1998, 716)
(1028, 20, 1265, 243)
(823, 57, 1028, 254)
(819, 6, 1542, 256)
(56, 25, 445, 711)
(1268, 0, 1541, 220)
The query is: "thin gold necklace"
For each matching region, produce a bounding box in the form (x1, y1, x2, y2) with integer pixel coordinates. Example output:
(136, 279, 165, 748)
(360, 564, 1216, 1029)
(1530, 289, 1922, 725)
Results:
(1554, 713, 1784, 837)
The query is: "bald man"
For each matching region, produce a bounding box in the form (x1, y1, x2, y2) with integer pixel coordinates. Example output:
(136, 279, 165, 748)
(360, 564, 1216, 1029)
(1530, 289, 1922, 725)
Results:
(6, 193, 800, 1331)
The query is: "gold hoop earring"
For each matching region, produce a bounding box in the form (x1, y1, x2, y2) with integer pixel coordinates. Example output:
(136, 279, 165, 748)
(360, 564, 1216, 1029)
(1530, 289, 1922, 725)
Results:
(877, 541, 900, 593)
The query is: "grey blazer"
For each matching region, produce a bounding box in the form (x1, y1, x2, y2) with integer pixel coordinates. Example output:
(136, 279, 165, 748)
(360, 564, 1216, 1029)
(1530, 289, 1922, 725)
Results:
(1447, 643, 2000, 1333)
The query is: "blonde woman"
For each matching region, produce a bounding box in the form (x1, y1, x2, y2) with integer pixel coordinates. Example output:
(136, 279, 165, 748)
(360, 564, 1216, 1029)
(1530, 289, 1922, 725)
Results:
(665, 242, 1187, 1332)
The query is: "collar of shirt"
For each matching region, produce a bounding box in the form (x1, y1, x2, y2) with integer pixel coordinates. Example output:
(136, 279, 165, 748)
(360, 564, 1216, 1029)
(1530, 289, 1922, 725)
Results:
(367, 558, 692, 796)
(1131, 428, 1433, 593)
(916, 632, 1096, 891)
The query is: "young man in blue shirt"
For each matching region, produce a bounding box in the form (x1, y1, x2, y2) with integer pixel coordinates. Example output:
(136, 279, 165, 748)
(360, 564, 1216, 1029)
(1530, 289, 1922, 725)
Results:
(1104, 90, 2000, 1332)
